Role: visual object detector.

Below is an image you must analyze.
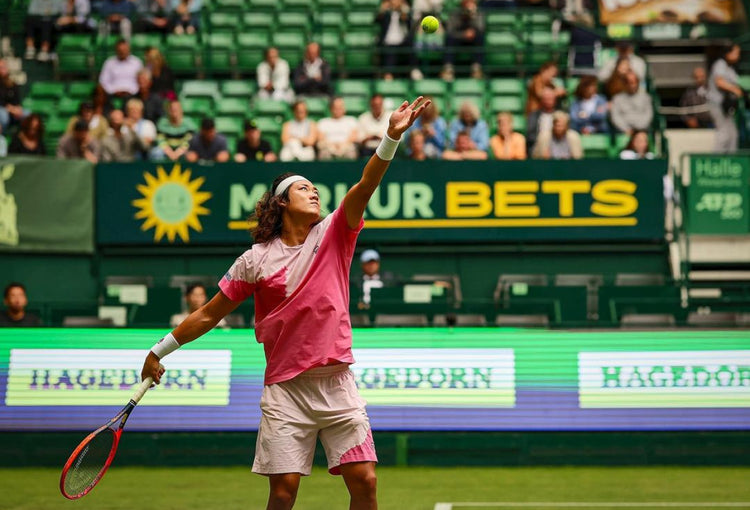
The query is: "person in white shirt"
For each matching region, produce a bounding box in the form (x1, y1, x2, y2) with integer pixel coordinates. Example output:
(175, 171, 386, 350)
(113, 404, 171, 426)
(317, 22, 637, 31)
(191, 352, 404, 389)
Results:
(597, 41, 647, 83)
(98, 39, 143, 97)
(257, 46, 294, 103)
(316, 97, 359, 160)
(170, 283, 228, 329)
(124, 98, 157, 157)
(358, 94, 390, 157)
(280, 100, 318, 162)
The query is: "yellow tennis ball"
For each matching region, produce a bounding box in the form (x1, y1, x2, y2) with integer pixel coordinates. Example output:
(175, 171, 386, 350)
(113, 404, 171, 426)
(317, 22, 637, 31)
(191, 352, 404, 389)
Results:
(421, 15, 439, 34)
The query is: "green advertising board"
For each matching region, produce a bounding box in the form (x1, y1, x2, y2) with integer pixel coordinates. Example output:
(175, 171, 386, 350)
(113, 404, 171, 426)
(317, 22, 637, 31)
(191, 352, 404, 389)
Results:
(688, 155, 750, 234)
(96, 160, 666, 245)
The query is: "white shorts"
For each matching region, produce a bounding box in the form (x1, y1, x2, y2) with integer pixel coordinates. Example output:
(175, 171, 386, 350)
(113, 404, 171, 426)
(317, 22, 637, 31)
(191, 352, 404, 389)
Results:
(252, 364, 378, 476)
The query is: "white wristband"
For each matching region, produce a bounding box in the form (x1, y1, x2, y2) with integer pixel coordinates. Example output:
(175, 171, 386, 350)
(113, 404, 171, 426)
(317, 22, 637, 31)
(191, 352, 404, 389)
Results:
(375, 133, 400, 161)
(151, 332, 180, 359)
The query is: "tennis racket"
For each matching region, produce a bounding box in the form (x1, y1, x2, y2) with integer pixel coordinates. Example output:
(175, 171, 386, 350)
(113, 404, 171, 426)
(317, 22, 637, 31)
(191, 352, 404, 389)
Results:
(59, 375, 155, 499)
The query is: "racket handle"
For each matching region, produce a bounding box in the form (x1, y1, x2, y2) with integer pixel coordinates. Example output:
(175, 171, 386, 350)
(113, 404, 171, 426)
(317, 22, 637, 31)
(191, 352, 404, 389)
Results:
(131, 377, 153, 404)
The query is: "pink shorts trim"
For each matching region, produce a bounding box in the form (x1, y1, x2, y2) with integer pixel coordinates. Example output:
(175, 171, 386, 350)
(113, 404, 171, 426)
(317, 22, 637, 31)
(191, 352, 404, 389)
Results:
(329, 429, 378, 475)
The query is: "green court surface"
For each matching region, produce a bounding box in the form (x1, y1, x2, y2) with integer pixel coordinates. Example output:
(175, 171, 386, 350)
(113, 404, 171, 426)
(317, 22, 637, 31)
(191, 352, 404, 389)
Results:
(2, 466, 749, 510)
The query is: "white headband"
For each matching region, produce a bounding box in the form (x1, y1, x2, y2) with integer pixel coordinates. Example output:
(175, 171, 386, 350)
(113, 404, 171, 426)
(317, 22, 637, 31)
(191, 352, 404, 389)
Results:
(274, 175, 308, 196)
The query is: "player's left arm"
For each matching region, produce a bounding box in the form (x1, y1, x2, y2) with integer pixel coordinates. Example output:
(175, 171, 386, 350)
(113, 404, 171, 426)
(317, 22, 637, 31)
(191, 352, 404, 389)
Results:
(343, 96, 430, 229)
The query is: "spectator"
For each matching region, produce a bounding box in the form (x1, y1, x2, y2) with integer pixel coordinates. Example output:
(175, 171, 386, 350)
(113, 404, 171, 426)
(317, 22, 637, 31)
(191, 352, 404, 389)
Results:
(127, 69, 164, 122)
(358, 94, 390, 158)
(708, 43, 743, 153)
(405, 98, 446, 158)
(99, 0, 136, 40)
(170, 283, 228, 328)
(619, 130, 654, 160)
(412, 0, 444, 20)
(136, 0, 172, 33)
(598, 41, 646, 83)
(604, 56, 631, 99)
(489, 112, 526, 160)
(441, 0, 485, 80)
(280, 100, 318, 162)
(153, 99, 197, 161)
(0, 283, 41, 327)
(56, 0, 96, 35)
(442, 131, 487, 160)
(526, 62, 567, 115)
(144, 47, 175, 98)
(532, 111, 583, 160)
(569, 75, 609, 134)
(8, 114, 46, 155)
(235, 119, 277, 163)
(101, 109, 141, 161)
(0, 59, 25, 133)
(124, 98, 157, 156)
(257, 47, 294, 103)
(185, 118, 230, 163)
(171, 0, 201, 34)
(92, 83, 114, 120)
(611, 71, 653, 134)
(57, 119, 100, 162)
(66, 101, 109, 139)
(316, 97, 359, 160)
(375, 0, 418, 81)
(24, 0, 60, 61)
(448, 100, 489, 151)
(407, 129, 428, 160)
(527, 87, 561, 151)
(679, 67, 712, 129)
(99, 39, 143, 97)
(292, 42, 332, 97)
(356, 249, 398, 308)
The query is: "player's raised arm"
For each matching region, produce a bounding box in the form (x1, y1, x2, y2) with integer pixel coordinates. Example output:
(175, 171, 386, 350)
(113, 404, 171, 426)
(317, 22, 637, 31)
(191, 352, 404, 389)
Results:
(342, 96, 430, 229)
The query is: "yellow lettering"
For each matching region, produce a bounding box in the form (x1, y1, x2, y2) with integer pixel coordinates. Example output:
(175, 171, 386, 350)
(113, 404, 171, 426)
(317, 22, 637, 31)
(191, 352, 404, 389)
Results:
(541, 180, 591, 217)
(446, 182, 492, 218)
(591, 180, 638, 217)
(494, 181, 540, 217)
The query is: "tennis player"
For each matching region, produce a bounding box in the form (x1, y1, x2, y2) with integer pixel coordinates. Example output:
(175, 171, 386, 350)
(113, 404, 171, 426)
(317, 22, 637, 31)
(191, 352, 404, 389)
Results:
(141, 96, 430, 510)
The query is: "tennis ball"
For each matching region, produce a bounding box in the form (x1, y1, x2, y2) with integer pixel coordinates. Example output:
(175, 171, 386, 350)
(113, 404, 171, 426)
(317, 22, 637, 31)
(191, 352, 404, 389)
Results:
(421, 15, 439, 34)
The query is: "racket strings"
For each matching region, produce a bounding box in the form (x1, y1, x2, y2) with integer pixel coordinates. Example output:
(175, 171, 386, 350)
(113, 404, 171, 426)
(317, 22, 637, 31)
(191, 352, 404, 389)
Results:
(63, 429, 116, 497)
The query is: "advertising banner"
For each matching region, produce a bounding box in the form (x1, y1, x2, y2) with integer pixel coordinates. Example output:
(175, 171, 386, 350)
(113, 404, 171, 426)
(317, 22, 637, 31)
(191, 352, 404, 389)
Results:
(687, 155, 750, 234)
(598, 0, 746, 25)
(96, 160, 666, 245)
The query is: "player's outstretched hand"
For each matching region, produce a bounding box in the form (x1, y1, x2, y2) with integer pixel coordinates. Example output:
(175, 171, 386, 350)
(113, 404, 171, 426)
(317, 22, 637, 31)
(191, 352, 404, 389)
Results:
(141, 352, 166, 385)
(387, 96, 431, 140)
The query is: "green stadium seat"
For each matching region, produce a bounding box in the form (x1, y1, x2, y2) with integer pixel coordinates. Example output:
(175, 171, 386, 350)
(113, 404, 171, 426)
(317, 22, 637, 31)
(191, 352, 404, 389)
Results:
(282, 0, 311, 12)
(343, 32, 375, 71)
(412, 79, 447, 97)
(513, 114, 526, 133)
(484, 33, 521, 70)
(205, 33, 235, 73)
(213, 0, 244, 11)
(56, 34, 92, 76)
(302, 96, 329, 119)
(319, 11, 344, 28)
(566, 77, 580, 95)
(30, 81, 65, 99)
(277, 11, 311, 32)
(67, 81, 95, 98)
(242, 11, 274, 34)
(452, 95, 484, 113)
(317, 0, 347, 11)
(221, 80, 256, 98)
(225, 135, 237, 154)
(490, 96, 524, 115)
(253, 99, 289, 119)
(428, 95, 447, 116)
(45, 116, 70, 136)
(336, 79, 371, 97)
(254, 116, 283, 136)
(739, 75, 750, 91)
(374, 79, 410, 97)
(346, 11, 375, 29)
(236, 32, 270, 71)
(181, 80, 220, 99)
(581, 134, 611, 158)
(342, 96, 368, 116)
(317, 32, 341, 68)
(209, 12, 239, 32)
(526, 32, 558, 67)
(524, 12, 554, 30)
(215, 97, 251, 118)
(57, 96, 81, 117)
(215, 116, 244, 137)
(350, 0, 379, 8)
(22, 97, 56, 117)
(452, 78, 485, 97)
(489, 78, 524, 97)
(247, 0, 277, 12)
(130, 33, 163, 54)
(613, 133, 631, 153)
(165, 34, 200, 74)
(486, 12, 519, 32)
(272, 32, 306, 68)
(181, 97, 214, 117)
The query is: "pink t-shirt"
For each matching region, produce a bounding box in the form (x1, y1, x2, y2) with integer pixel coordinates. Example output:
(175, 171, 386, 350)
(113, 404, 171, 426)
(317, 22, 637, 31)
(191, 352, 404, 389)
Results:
(219, 206, 364, 385)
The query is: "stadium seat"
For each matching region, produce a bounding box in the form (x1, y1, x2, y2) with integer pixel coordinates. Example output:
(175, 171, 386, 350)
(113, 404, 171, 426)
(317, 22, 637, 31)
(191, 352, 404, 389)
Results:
(336, 79, 372, 97)
(209, 12, 238, 32)
(182, 97, 214, 117)
(513, 114, 526, 132)
(346, 10, 375, 30)
(374, 79, 410, 97)
(486, 12, 520, 32)
(30, 82, 65, 99)
(342, 96, 368, 116)
(22, 97, 56, 118)
(272, 31, 306, 68)
(452, 95, 484, 113)
(277, 11, 311, 32)
(215, 97, 250, 118)
(412, 79, 447, 98)
(317, 0, 347, 11)
(213, 0, 244, 11)
(489, 78, 524, 97)
(46, 116, 70, 137)
(253, 116, 282, 137)
(350, 0, 379, 8)
(247, 0, 278, 12)
(215, 116, 244, 137)
(490, 96, 524, 115)
(165, 34, 200, 74)
(343, 32, 376, 72)
(236, 32, 270, 71)
(318, 32, 341, 68)
(319, 11, 344, 28)
(253, 100, 289, 119)
(302, 96, 329, 119)
(181, 80, 220, 100)
(67, 81, 95, 99)
(221, 80, 256, 99)
(484, 32, 522, 70)
(204, 33, 235, 73)
(57, 97, 81, 117)
(580, 134, 611, 158)
(452, 78, 485, 98)
(241, 11, 274, 34)
(130, 33, 163, 54)
(56, 34, 93, 76)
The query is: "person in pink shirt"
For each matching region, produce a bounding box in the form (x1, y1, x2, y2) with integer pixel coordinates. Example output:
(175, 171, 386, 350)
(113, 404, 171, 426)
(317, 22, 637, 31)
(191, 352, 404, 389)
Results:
(141, 96, 430, 510)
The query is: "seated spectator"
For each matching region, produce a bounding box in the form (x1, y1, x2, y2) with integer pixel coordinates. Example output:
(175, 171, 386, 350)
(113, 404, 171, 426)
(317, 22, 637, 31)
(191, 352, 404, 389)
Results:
(170, 283, 227, 328)
(358, 94, 390, 158)
(24, 0, 59, 61)
(99, 0, 136, 40)
(598, 41, 646, 83)
(186, 118, 230, 163)
(441, 0, 485, 80)
(293, 42, 332, 97)
(235, 119, 277, 163)
(8, 114, 46, 155)
(405, 97, 446, 158)
(611, 71, 653, 134)
(101, 109, 141, 161)
(99, 39, 143, 97)
(680, 66, 712, 129)
(0, 283, 41, 327)
(407, 129, 428, 160)
(442, 131, 488, 160)
(57, 119, 100, 162)
(171, 0, 201, 34)
(448, 100, 489, 152)
(153, 99, 197, 161)
(0, 59, 25, 133)
(527, 87, 562, 152)
(257, 47, 294, 103)
(532, 111, 583, 160)
(124, 98, 157, 156)
(144, 47, 175, 98)
(490, 112, 526, 160)
(526, 62, 567, 115)
(136, 0, 172, 33)
(620, 130, 654, 160)
(375, 0, 418, 81)
(56, 0, 96, 35)
(66, 101, 109, 139)
(356, 249, 398, 308)
(127, 69, 164, 122)
(92, 83, 115, 121)
(605, 57, 631, 99)
(316, 97, 359, 160)
(280, 100, 317, 162)
(569, 75, 609, 134)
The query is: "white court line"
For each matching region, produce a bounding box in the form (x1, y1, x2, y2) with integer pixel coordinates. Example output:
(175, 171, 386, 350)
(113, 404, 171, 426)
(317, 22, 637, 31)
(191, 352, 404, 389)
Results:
(433, 503, 750, 509)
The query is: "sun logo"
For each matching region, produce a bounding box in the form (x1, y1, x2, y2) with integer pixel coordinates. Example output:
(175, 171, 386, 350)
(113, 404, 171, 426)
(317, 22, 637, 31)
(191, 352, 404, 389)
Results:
(131, 164, 212, 243)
